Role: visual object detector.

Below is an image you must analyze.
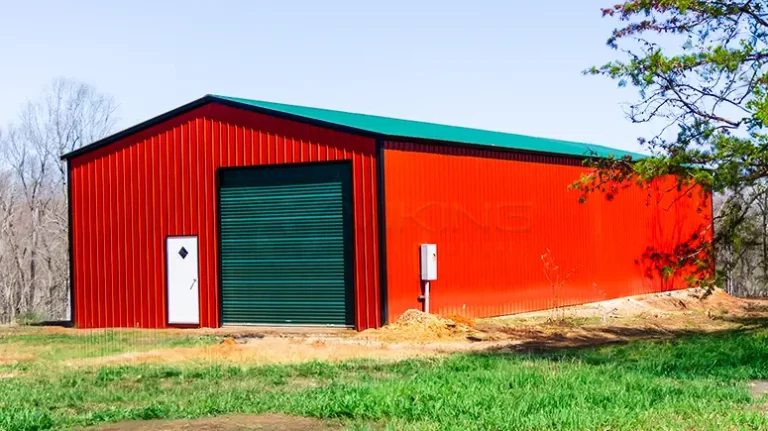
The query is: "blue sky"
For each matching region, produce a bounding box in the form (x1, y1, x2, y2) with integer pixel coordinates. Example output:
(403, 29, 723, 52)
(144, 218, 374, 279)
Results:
(1, 0, 661, 152)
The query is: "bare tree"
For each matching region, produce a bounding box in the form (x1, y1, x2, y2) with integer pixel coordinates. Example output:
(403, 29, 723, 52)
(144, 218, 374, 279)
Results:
(717, 183, 768, 297)
(0, 78, 117, 323)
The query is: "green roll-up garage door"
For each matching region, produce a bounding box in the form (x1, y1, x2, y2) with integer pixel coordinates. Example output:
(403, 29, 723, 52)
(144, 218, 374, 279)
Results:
(219, 162, 355, 326)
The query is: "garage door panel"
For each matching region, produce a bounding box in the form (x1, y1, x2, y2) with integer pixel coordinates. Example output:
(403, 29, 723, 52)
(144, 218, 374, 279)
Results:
(221, 243, 343, 255)
(219, 162, 354, 326)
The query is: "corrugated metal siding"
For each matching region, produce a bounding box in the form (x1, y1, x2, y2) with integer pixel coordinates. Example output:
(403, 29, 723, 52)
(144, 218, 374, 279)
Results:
(69, 103, 380, 329)
(383, 141, 712, 322)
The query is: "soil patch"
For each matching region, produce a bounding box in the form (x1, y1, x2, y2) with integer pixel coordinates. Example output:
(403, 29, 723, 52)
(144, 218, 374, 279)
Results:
(87, 414, 342, 430)
(0, 348, 36, 366)
(503, 288, 755, 322)
(12, 288, 768, 367)
(68, 335, 442, 367)
(749, 380, 768, 399)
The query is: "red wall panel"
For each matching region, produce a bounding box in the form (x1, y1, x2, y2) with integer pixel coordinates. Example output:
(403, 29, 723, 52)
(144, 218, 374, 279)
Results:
(69, 104, 380, 329)
(383, 141, 712, 322)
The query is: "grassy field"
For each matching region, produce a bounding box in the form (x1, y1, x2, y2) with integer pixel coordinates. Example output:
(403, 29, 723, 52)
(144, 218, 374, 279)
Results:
(1, 325, 768, 430)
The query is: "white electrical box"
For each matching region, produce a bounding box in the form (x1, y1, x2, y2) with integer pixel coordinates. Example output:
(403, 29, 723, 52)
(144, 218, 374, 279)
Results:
(420, 244, 437, 281)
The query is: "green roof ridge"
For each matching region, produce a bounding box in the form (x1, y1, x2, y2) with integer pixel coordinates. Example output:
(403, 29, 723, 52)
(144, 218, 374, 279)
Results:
(211, 95, 644, 159)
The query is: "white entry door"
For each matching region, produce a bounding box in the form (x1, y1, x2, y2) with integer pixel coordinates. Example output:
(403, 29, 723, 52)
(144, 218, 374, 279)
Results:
(166, 236, 200, 325)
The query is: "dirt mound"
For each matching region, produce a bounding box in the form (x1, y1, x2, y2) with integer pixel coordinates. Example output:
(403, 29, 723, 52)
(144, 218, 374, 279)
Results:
(502, 288, 757, 322)
(640, 288, 748, 315)
(700, 288, 751, 310)
(359, 309, 478, 342)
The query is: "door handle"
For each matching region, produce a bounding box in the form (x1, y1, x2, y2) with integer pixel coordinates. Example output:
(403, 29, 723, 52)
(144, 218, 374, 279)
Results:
(190, 279, 198, 290)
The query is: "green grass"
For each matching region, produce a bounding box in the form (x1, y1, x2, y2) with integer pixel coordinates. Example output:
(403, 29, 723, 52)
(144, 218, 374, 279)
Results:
(1, 328, 768, 430)
(0, 329, 215, 351)
(0, 329, 216, 373)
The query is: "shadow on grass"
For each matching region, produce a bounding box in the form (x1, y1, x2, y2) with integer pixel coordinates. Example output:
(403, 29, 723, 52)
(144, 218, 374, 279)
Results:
(478, 325, 700, 354)
(4, 323, 768, 431)
(475, 315, 768, 353)
(711, 313, 768, 328)
(472, 319, 768, 381)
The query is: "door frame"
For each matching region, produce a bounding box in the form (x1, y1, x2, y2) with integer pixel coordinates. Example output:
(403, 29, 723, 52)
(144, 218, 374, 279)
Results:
(165, 235, 201, 326)
(215, 160, 357, 328)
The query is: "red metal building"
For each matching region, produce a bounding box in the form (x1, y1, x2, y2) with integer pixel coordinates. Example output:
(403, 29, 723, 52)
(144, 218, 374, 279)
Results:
(63, 95, 711, 330)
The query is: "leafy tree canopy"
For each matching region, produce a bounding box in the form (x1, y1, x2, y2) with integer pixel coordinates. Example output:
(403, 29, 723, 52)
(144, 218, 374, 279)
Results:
(577, 0, 768, 287)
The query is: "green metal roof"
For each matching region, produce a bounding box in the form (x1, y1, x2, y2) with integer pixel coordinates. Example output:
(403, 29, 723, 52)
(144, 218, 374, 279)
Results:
(212, 95, 643, 159)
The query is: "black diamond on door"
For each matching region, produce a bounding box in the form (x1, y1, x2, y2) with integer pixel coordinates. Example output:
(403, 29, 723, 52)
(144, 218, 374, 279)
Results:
(178, 247, 188, 259)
